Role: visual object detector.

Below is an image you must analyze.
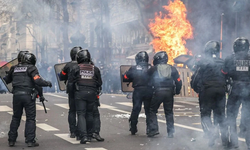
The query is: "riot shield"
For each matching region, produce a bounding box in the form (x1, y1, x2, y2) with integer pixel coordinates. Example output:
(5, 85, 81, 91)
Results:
(0, 58, 18, 92)
(54, 63, 67, 91)
(0, 77, 8, 93)
(174, 54, 195, 71)
(120, 65, 134, 92)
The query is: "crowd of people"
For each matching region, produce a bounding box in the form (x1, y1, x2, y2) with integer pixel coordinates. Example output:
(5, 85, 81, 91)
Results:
(2, 37, 250, 150)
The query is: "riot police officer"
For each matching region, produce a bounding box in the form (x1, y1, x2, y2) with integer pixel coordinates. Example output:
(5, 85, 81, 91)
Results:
(123, 51, 152, 135)
(89, 61, 104, 142)
(4, 53, 52, 147)
(222, 37, 250, 149)
(147, 51, 182, 138)
(59, 46, 81, 138)
(191, 41, 228, 148)
(72, 49, 102, 144)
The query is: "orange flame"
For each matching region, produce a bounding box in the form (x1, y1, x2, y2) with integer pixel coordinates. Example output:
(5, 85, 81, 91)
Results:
(149, 0, 193, 65)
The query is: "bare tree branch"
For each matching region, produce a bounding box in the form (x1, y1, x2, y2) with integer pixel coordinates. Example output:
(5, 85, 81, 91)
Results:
(135, 0, 154, 38)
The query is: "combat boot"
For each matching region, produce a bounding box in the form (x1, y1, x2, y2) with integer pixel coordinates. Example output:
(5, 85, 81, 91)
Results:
(8, 141, 15, 147)
(147, 131, 159, 137)
(168, 133, 174, 138)
(70, 132, 76, 138)
(27, 141, 39, 147)
(130, 128, 138, 135)
(80, 137, 88, 144)
(92, 133, 104, 142)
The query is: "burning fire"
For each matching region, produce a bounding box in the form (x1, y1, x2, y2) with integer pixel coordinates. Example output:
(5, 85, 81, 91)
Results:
(149, 0, 193, 65)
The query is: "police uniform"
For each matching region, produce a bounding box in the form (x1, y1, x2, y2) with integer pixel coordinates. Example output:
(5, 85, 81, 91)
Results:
(191, 41, 228, 147)
(90, 61, 104, 141)
(222, 37, 250, 149)
(147, 51, 182, 137)
(4, 53, 51, 147)
(59, 61, 78, 137)
(123, 60, 152, 135)
(72, 49, 102, 144)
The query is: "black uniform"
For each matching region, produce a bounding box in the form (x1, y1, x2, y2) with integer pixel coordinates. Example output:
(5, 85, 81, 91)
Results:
(191, 56, 228, 147)
(72, 62, 102, 142)
(4, 63, 51, 144)
(222, 52, 250, 149)
(123, 62, 152, 134)
(147, 63, 182, 137)
(59, 61, 78, 136)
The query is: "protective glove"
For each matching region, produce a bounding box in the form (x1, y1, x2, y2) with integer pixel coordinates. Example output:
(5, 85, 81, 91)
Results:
(40, 96, 45, 102)
(47, 81, 52, 88)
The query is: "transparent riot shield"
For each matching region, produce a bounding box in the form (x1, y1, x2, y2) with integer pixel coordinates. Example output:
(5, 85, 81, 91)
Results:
(120, 65, 134, 92)
(0, 77, 8, 93)
(0, 58, 18, 92)
(54, 63, 67, 91)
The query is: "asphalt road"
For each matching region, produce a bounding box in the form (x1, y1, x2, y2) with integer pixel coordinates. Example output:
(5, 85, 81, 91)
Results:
(0, 93, 247, 150)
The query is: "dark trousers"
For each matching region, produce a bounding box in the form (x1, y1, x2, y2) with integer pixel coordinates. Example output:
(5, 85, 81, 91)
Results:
(242, 98, 250, 149)
(228, 83, 250, 148)
(92, 102, 101, 134)
(8, 94, 36, 142)
(68, 91, 77, 134)
(199, 87, 228, 144)
(75, 90, 95, 137)
(149, 88, 174, 134)
(129, 87, 152, 132)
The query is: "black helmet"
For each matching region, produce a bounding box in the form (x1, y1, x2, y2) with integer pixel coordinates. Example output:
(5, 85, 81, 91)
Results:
(76, 49, 91, 63)
(70, 46, 82, 61)
(135, 51, 149, 64)
(204, 41, 220, 57)
(233, 37, 249, 53)
(153, 51, 168, 66)
(17, 51, 29, 62)
(21, 53, 37, 65)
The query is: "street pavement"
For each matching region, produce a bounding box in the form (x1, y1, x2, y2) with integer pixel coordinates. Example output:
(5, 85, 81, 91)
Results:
(0, 93, 247, 150)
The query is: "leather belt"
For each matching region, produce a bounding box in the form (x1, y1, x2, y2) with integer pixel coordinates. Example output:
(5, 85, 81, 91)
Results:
(14, 91, 32, 95)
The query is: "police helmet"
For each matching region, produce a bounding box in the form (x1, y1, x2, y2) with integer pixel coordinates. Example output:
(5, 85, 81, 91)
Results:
(76, 49, 91, 63)
(204, 41, 220, 58)
(70, 46, 82, 61)
(153, 51, 168, 66)
(135, 51, 149, 64)
(233, 37, 249, 53)
(21, 53, 37, 65)
(17, 51, 29, 62)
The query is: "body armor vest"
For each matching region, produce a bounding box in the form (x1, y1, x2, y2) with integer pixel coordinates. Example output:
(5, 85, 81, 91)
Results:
(132, 64, 150, 87)
(76, 64, 97, 88)
(231, 53, 250, 82)
(153, 64, 174, 88)
(12, 64, 34, 91)
(201, 58, 225, 86)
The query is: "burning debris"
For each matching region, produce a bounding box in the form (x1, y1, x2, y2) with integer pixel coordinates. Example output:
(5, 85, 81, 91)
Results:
(149, 0, 193, 65)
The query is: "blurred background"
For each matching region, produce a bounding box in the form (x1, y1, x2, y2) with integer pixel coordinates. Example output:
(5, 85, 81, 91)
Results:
(0, 0, 249, 94)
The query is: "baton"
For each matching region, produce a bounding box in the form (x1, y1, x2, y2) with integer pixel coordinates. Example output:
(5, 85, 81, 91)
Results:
(42, 99, 48, 113)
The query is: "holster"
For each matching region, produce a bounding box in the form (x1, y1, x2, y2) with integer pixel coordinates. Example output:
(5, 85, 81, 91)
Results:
(31, 88, 38, 101)
(75, 83, 79, 91)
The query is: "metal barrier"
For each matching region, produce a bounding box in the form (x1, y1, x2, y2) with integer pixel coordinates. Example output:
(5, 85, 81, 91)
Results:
(176, 68, 197, 97)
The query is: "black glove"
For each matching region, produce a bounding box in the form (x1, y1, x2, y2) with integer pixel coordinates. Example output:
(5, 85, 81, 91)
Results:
(40, 96, 45, 102)
(47, 81, 52, 88)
